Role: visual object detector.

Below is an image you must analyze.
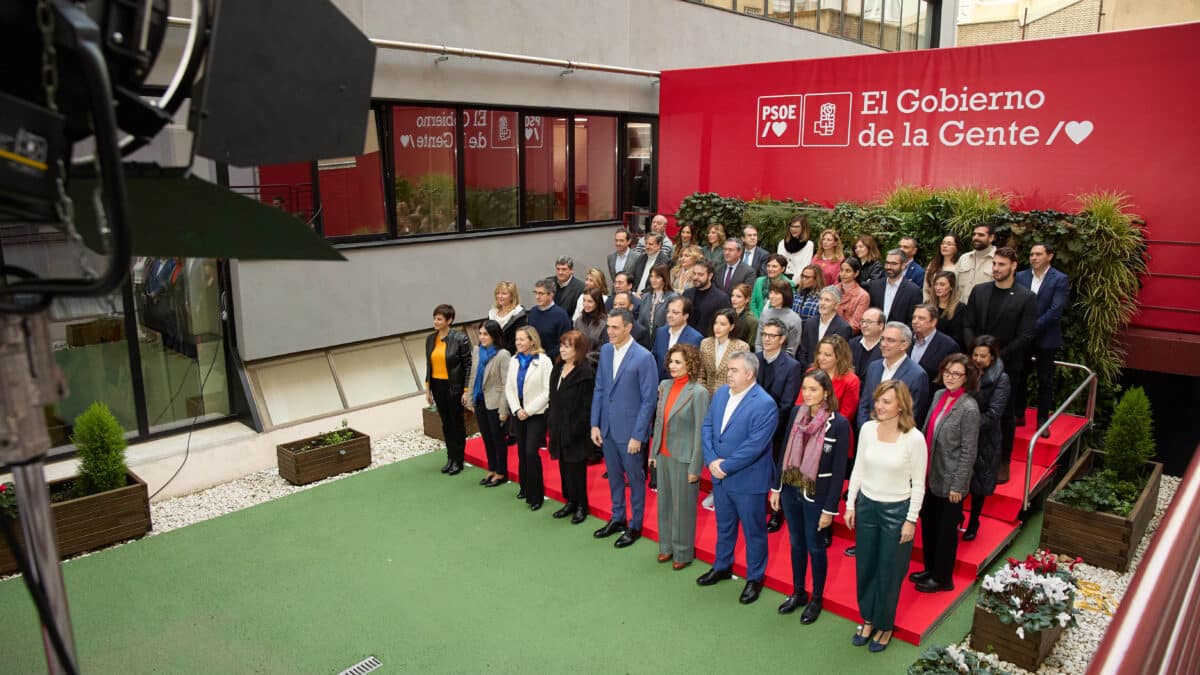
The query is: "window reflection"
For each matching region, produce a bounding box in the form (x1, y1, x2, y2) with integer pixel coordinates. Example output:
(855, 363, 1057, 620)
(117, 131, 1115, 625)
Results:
(573, 116, 617, 222)
(465, 109, 519, 231)
(525, 116, 568, 222)
(392, 106, 458, 235)
(317, 111, 387, 237)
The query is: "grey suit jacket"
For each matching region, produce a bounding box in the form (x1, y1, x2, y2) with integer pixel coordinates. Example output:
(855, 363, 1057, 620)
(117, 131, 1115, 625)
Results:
(923, 388, 980, 498)
(650, 379, 711, 476)
(466, 346, 512, 417)
(713, 261, 757, 295)
(607, 250, 645, 286)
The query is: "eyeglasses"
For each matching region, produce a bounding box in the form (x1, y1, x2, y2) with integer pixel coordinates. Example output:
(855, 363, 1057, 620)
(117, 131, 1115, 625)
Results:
(533, 290, 551, 296)
(943, 370, 967, 379)
(761, 332, 784, 339)
(860, 319, 879, 325)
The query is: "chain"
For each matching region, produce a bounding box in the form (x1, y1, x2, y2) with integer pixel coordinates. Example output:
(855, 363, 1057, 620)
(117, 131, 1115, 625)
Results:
(38, 0, 100, 280)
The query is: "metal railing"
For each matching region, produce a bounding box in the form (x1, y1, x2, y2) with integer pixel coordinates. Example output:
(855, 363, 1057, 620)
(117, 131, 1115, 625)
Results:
(1022, 360, 1098, 510)
(1088, 445, 1200, 674)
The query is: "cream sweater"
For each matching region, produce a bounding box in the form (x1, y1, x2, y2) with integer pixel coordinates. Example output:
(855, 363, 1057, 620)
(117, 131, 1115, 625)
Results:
(845, 421, 927, 523)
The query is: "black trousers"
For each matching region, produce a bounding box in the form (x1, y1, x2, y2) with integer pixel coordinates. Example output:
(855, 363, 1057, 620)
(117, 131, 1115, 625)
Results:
(559, 458, 588, 510)
(919, 491, 963, 585)
(1020, 348, 1058, 425)
(513, 413, 547, 505)
(476, 405, 507, 476)
(1000, 365, 1025, 465)
(967, 492, 986, 532)
(430, 379, 466, 464)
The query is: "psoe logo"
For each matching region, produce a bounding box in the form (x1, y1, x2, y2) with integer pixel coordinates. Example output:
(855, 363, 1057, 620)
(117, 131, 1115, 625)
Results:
(802, 92, 853, 147)
(756, 95, 802, 148)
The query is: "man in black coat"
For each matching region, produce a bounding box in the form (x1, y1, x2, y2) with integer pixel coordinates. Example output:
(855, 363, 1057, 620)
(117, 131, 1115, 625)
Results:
(849, 308, 885, 380)
(612, 292, 651, 349)
(909, 303, 962, 384)
(552, 256, 586, 314)
(683, 259, 732, 337)
(962, 247, 1037, 483)
(868, 248, 923, 325)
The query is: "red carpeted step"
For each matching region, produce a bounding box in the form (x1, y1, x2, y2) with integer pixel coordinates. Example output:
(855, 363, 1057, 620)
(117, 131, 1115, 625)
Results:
(461, 437, 1014, 645)
(1013, 408, 1088, 467)
(971, 458, 1057, 523)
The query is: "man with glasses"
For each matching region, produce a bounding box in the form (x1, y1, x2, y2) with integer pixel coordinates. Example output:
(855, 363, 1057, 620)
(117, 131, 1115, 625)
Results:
(856, 322, 930, 434)
(868, 249, 922, 325)
(527, 278, 572, 361)
(849, 307, 885, 380)
(755, 318, 803, 533)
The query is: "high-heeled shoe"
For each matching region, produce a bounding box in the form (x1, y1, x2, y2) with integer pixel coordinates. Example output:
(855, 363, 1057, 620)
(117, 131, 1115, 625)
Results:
(484, 476, 508, 488)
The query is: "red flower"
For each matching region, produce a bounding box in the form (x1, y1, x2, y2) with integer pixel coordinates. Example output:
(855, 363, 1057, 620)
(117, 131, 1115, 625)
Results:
(0, 484, 6, 492)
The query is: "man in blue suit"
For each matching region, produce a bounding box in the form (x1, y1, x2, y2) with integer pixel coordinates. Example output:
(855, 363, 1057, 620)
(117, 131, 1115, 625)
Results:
(908, 304, 962, 384)
(590, 308, 660, 549)
(696, 351, 779, 605)
(652, 297, 703, 380)
(899, 236, 926, 287)
(1016, 243, 1070, 434)
(857, 322, 930, 433)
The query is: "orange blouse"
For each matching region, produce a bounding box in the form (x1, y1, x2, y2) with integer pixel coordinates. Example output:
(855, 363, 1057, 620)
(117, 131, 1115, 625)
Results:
(658, 376, 690, 457)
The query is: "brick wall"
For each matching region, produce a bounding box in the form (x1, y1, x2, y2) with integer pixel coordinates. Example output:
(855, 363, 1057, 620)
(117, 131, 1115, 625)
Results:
(958, 0, 1101, 47)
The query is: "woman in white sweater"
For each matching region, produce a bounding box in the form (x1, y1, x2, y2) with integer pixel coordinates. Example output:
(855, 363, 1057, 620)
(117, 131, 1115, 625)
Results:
(777, 214, 814, 277)
(505, 325, 554, 511)
(845, 379, 927, 653)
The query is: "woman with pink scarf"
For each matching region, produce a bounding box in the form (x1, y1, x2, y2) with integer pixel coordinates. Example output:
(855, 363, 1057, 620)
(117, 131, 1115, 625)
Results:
(768, 369, 850, 625)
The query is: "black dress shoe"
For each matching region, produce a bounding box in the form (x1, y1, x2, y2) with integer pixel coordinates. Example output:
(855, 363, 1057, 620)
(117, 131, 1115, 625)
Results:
(778, 592, 809, 614)
(963, 527, 978, 541)
(739, 581, 763, 605)
(593, 520, 626, 539)
(484, 477, 508, 488)
(766, 512, 783, 533)
(479, 476, 492, 485)
(844, 546, 857, 557)
(529, 501, 544, 512)
(909, 570, 932, 584)
(614, 529, 641, 548)
(570, 508, 588, 525)
(446, 462, 463, 476)
(696, 568, 733, 586)
(915, 578, 954, 593)
(515, 490, 526, 500)
(440, 460, 452, 474)
(800, 599, 823, 624)
(553, 502, 577, 519)
(648, 480, 657, 491)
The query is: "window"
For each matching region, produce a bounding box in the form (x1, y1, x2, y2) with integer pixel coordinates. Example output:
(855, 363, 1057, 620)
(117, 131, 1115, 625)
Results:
(392, 105, 457, 235)
(464, 109, 519, 231)
(252, 161, 314, 222)
(573, 116, 617, 222)
(317, 112, 388, 238)
(524, 115, 568, 222)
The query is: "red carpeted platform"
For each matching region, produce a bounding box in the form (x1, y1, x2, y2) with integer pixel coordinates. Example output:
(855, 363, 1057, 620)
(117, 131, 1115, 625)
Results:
(457, 407, 1081, 645)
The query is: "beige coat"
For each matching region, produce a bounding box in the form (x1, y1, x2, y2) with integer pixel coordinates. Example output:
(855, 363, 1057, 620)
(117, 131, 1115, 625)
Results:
(466, 346, 511, 417)
(698, 337, 750, 395)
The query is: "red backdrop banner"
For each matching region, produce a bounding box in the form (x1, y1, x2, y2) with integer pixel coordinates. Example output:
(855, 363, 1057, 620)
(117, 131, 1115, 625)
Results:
(658, 23, 1200, 334)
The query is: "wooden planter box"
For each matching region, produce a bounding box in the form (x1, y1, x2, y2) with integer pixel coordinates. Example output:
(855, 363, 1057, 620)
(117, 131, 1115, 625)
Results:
(276, 429, 372, 486)
(970, 606, 1065, 671)
(0, 471, 152, 576)
(1040, 449, 1162, 572)
(421, 406, 478, 442)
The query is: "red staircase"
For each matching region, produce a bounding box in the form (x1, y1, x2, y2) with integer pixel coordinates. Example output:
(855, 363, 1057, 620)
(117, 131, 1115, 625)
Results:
(460, 407, 1087, 645)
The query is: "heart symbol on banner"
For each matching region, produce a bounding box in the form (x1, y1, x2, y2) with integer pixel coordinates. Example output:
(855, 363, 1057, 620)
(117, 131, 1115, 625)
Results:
(1064, 121, 1093, 144)
(524, 127, 534, 140)
(771, 121, 788, 137)
(400, 134, 412, 148)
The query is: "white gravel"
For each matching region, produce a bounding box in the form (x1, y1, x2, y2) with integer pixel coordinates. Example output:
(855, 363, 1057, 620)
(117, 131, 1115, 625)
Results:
(959, 474, 1182, 675)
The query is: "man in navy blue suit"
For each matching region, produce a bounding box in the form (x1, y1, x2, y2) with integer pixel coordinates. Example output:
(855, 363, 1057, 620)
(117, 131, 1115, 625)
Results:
(590, 308, 660, 549)
(1016, 243, 1070, 435)
(908, 304, 961, 384)
(899, 236, 926, 287)
(652, 296, 703, 380)
(857, 322, 930, 433)
(868, 249, 923, 326)
(696, 351, 780, 605)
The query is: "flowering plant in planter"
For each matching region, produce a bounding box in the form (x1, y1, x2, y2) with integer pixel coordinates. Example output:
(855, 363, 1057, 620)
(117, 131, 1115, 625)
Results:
(0, 482, 15, 520)
(978, 550, 1081, 638)
(907, 643, 1010, 675)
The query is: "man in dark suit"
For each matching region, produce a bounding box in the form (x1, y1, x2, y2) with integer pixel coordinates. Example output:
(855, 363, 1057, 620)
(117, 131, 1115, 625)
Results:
(849, 308, 885, 380)
(605, 273, 641, 316)
(683, 260, 732, 337)
(963, 247, 1037, 483)
(899, 236, 926, 287)
(857, 322, 930, 433)
(909, 304, 961, 384)
(552, 256, 586, 314)
(755, 318, 803, 533)
(714, 238, 757, 295)
(607, 229, 645, 289)
(1016, 243, 1070, 435)
(612, 292, 650, 349)
(632, 233, 672, 294)
(741, 225, 771, 277)
(590, 308, 660, 549)
(868, 249, 923, 325)
(697, 351, 779, 605)
(653, 296, 703, 380)
(796, 286, 853, 367)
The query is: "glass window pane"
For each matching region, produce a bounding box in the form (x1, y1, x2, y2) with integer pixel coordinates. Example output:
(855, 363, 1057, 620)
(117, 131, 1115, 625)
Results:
(900, 0, 920, 50)
(392, 105, 458, 235)
(862, 0, 884, 46)
(882, 0, 901, 50)
(317, 111, 387, 237)
(331, 341, 420, 407)
(767, 0, 793, 22)
(464, 109, 519, 231)
(918, 0, 932, 48)
(573, 116, 617, 222)
(794, 1, 818, 29)
(843, 0, 863, 40)
(740, 0, 767, 17)
(249, 161, 314, 222)
(622, 122, 654, 230)
(134, 257, 231, 433)
(819, 0, 842, 34)
(252, 355, 344, 426)
(524, 115, 567, 222)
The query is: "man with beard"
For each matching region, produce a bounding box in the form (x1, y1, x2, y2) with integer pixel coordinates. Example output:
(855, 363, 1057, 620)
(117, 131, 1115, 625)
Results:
(867, 249, 922, 325)
(683, 259, 732, 338)
(955, 224, 997, 302)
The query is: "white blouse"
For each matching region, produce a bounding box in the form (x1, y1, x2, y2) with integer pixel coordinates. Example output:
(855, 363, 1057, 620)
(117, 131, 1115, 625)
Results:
(845, 421, 927, 523)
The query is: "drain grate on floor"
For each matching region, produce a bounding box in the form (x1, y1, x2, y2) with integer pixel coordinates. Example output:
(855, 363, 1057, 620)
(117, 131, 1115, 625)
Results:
(338, 655, 382, 675)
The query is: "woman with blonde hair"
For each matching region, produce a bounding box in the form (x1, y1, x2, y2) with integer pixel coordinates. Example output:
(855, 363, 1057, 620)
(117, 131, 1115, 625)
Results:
(573, 267, 610, 320)
(813, 229, 845, 285)
(505, 325, 554, 511)
(805, 335, 860, 427)
(672, 223, 698, 261)
(845, 380, 927, 653)
(671, 245, 704, 293)
(489, 280, 527, 355)
(702, 224, 727, 266)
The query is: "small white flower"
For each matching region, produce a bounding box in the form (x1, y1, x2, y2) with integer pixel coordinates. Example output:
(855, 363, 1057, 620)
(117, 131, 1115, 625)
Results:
(1016, 626, 1025, 640)
(1057, 611, 1072, 626)
(1011, 595, 1021, 607)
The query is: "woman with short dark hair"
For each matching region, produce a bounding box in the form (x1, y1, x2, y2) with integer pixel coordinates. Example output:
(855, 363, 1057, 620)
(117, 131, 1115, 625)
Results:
(465, 320, 512, 486)
(548, 330, 596, 524)
(853, 235, 885, 285)
(426, 304, 472, 475)
(778, 214, 814, 276)
(699, 308, 750, 395)
(750, 253, 796, 317)
(756, 279, 803, 354)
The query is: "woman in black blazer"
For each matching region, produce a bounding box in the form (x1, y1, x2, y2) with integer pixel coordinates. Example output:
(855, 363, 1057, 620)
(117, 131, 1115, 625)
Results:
(770, 369, 850, 625)
(425, 304, 472, 475)
(797, 286, 853, 367)
(548, 330, 596, 524)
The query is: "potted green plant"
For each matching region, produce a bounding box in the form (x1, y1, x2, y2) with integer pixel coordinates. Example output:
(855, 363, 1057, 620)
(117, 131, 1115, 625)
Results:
(971, 550, 1080, 671)
(0, 402, 152, 575)
(908, 643, 1011, 675)
(276, 419, 371, 486)
(1041, 386, 1163, 571)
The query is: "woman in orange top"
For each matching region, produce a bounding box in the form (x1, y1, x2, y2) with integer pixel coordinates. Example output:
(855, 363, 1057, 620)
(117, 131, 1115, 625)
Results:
(425, 304, 472, 475)
(649, 344, 710, 569)
(802, 334, 860, 429)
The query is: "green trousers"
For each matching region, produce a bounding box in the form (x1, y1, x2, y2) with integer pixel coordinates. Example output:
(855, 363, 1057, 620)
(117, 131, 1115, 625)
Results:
(854, 494, 913, 632)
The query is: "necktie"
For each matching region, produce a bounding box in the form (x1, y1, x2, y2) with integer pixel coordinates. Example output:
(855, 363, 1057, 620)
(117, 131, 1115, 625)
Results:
(724, 267, 733, 290)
